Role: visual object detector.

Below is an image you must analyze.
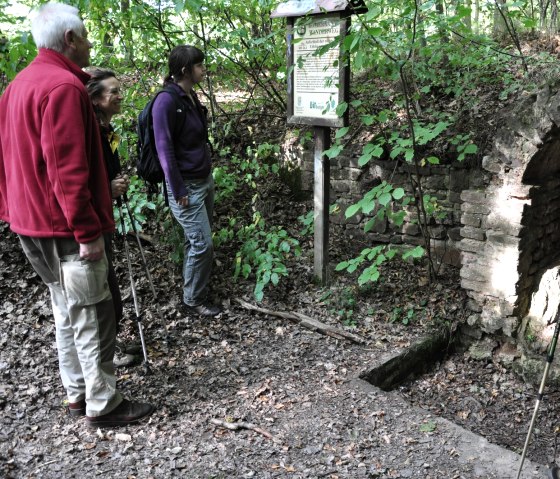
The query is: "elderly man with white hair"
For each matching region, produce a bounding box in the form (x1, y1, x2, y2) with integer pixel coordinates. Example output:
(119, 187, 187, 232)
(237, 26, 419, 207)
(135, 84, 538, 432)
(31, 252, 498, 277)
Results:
(0, 2, 154, 428)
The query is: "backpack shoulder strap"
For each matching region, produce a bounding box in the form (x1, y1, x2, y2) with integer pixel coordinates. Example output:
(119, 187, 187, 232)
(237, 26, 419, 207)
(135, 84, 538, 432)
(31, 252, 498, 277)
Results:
(159, 86, 190, 109)
(156, 86, 190, 134)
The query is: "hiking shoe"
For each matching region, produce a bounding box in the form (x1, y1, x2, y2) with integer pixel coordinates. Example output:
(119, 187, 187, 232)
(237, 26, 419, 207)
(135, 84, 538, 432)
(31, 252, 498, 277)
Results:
(115, 340, 143, 355)
(182, 302, 222, 318)
(67, 399, 86, 417)
(114, 340, 143, 368)
(86, 399, 154, 428)
(114, 351, 141, 368)
(548, 464, 560, 479)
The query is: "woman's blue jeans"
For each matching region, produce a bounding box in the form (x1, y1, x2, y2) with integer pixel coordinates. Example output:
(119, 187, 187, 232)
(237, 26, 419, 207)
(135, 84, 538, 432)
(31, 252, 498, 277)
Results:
(167, 174, 214, 307)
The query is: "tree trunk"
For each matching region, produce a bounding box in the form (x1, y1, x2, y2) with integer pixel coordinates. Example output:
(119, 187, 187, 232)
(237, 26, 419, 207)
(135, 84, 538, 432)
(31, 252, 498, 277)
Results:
(474, 0, 480, 33)
(121, 0, 134, 64)
(493, 0, 508, 39)
(552, 0, 559, 33)
(417, 0, 426, 48)
(540, 0, 549, 32)
(459, 0, 472, 31)
(436, 0, 448, 42)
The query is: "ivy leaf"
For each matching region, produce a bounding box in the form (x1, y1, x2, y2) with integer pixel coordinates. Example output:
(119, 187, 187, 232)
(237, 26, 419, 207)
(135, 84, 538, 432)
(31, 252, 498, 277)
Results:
(335, 261, 348, 271)
(335, 127, 349, 139)
(364, 218, 376, 233)
(358, 154, 371, 167)
(324, 144, 344, 159)
(392, 187, 405, 200)
(358, 268, 379, 285)
(463, 143, 478, 154)
(349, 34, 360, 52)
(362, 199, 376, 215)
(354, 50, 365, 69)
(386, 249, 397, 259)
(378, 192, 392, 206)
(262, 270, 271, 284)
(336, 102, 348, 117)
(361, 114, 375, 126)
(255, 289, 264, 302)
(367, 26, 383, 36)
(402, 246, 425, 259)
(523, 18, 537, 28)
(366, 246, 381, 260)
(345, 203, 361, 218)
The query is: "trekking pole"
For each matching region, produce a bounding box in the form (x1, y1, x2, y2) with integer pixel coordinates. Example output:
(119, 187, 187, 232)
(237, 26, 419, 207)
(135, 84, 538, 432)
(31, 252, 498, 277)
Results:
(121, 193, 169, 346)
(516, 309, 560, 479)
(117, 198, 151, 375)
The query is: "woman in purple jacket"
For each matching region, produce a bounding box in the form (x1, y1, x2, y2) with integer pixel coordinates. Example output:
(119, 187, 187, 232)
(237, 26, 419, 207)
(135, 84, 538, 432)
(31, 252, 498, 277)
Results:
(153, 45, 221, 317)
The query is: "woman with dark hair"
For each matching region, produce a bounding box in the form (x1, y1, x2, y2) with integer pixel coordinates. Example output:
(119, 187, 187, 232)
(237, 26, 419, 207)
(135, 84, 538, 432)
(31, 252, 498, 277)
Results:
(152, 45, 221, 317)
(86, 68, 129, 199)
(87, 68, 140, 367)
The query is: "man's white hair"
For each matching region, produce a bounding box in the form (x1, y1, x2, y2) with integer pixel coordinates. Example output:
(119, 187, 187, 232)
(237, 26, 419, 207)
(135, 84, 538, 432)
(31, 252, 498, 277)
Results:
(31, 2, 85, 53)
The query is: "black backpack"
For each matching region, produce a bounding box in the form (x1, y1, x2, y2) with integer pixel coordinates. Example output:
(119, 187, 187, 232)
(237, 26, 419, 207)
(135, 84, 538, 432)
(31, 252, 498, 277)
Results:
(136, 87, 188, 195)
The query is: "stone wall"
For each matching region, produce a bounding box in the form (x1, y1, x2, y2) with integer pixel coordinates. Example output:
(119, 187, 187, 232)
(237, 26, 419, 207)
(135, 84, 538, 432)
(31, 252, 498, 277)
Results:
(281, 130, 487, 268)
(280, 80, 560, 354)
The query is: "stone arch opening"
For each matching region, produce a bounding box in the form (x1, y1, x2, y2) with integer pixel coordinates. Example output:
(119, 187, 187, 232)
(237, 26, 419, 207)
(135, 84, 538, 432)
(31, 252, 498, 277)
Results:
(459, 83, 560, 360)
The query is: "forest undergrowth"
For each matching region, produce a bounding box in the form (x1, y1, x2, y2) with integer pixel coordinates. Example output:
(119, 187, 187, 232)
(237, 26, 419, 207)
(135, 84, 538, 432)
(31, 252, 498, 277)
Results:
(4, 11, 560, 473)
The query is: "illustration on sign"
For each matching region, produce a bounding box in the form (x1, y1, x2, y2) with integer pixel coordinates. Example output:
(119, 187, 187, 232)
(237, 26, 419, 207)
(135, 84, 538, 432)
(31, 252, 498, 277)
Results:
(293, 14, 341, 121)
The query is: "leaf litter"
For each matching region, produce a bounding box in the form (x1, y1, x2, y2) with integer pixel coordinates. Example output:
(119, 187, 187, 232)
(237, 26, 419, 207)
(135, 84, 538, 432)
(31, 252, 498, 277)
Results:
(0, 182, 557, 477)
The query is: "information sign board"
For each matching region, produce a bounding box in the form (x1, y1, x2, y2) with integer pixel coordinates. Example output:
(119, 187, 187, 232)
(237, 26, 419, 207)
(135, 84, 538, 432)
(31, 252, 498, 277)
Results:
(287, 14, 349, 127)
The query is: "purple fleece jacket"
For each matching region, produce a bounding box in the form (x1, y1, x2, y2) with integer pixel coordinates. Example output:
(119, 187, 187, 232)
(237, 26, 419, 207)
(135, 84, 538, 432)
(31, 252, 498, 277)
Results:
(152, 82, 211, 200)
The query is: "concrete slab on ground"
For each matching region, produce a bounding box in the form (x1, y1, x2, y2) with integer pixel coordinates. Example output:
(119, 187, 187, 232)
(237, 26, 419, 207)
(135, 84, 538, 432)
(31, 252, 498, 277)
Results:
(347, 378, 547, 479)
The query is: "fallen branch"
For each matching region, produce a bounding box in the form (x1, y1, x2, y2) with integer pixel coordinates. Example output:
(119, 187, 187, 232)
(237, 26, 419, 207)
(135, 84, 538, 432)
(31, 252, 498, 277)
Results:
(128, 231, 154, 244)
(235, 299, 366, 344)
(210, 418, 282, 444)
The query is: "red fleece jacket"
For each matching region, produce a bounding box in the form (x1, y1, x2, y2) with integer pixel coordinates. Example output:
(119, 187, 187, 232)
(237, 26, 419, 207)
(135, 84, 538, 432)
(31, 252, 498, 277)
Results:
(0, 49, 114, 243)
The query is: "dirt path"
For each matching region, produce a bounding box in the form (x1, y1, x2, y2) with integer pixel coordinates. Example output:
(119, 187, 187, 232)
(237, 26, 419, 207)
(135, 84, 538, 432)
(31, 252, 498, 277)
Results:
(0, 220, 551, 478)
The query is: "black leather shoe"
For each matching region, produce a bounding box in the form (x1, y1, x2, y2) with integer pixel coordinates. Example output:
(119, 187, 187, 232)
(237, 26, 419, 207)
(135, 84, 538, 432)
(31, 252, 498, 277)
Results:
(182, 302, 222, 318)
(86, 399, 154, 428)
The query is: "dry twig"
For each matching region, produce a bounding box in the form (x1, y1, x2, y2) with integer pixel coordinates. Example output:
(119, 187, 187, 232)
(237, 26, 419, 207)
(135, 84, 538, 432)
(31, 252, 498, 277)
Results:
(235, 299, 366, 344)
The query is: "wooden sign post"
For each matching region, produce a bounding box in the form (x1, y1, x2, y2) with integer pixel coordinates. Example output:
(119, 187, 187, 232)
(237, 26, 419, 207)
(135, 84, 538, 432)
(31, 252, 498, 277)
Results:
(314, 125, 331, 282)
(272, 0, 365, 284)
